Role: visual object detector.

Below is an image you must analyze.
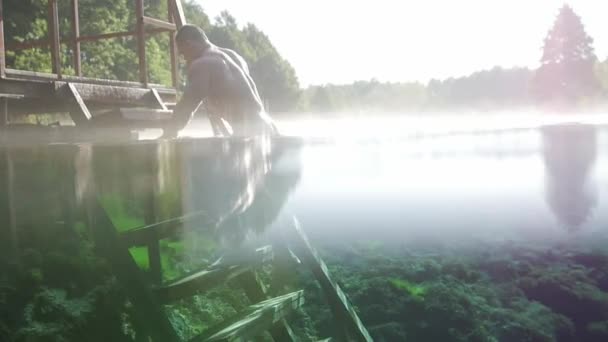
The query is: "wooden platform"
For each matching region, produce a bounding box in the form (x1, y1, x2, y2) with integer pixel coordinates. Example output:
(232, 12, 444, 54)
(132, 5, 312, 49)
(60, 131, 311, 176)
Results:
(0, 0, 185, 129)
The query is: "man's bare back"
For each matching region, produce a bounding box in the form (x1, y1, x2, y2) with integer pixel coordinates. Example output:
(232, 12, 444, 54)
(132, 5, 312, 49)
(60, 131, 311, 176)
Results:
(168, 26, 277, 137)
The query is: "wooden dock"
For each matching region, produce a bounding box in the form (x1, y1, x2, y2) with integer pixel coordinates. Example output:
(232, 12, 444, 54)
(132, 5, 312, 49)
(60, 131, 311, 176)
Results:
(0, 0, 185, 130)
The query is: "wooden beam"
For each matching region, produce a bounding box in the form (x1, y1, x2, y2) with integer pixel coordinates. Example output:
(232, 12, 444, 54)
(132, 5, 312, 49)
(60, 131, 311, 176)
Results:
(5, 68, 175, 90)
(236, 271, 299, 342)
(143, 158, 162, 285)
(0, 97, 7, 127)
(135, 0, 148, 86)
(155, 246, 273, 303)
(66, 83, 92, 125)
(88, 199, 180, 342)
(192, 291, 304, 342)
(48, 0, 62, 78)
(168, 2, 179, 87)
(290, 219, 373, 342)
(169, 0, 186, 28)
(0, 0, 6, 78)
(143, 16, 177, 31)
(6, 151, 20, 265)
(6, 28, 172, 51)
(150, 88, 168, 110)
(71, 0, 81, 76)
(120, 210, 211, 247)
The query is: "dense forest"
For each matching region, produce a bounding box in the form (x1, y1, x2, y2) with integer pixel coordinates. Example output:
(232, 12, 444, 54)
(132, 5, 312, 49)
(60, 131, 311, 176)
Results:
(3, 2, 608, 115)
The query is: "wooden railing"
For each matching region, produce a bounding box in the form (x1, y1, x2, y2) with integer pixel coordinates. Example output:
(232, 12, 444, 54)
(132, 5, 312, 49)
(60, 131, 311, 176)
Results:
(0, 0, 186, 88)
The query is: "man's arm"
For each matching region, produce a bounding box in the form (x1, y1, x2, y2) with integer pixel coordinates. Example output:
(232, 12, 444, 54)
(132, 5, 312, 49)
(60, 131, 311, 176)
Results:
(164, 60, 211, 138)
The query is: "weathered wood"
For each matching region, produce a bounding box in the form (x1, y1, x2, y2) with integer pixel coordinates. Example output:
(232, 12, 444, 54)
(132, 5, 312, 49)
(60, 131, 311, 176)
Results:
(150, 88, 168, 110)
(209, 116, 232, 136)
(0, 0, 6, 78)
(168, 2, 179, 87)
(7, 28, 171, 51)
(156, 246, 273, 303)
(169, 0, 186, 28)
(120, 210, 211, 247)
(6, 151, 19, 265)
(0, 97, 7, 127)
(71, 0, 81, 76)
(48, 0, 61, 78)
(144, 155, 162, 285)
(236, 271, 298, 342)
(66, 83, 92, 125)
(89, 199, 180, 342)
(5, 68, 175, 90)
(55, 81, 174, 107)
(192, 291, 304, 342)
(290, 219, 373, 342)
(135, 0, 148, 86)
(143, 16, 177, 31)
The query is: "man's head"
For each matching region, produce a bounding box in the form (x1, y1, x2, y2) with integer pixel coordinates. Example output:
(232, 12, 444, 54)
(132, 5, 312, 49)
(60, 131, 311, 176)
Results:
(175, 25, 210, 62)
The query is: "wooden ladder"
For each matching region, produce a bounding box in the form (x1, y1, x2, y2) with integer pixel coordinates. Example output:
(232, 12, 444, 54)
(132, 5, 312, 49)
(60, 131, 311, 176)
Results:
(88, 198, 372, 341)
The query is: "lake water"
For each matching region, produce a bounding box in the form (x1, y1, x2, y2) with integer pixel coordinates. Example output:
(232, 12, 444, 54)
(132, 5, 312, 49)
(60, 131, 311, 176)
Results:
(2, 115, 608, 341)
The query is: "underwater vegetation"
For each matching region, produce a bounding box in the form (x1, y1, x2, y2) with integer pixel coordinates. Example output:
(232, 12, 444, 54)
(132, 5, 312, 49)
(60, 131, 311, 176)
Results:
(295, 240, 608, 342)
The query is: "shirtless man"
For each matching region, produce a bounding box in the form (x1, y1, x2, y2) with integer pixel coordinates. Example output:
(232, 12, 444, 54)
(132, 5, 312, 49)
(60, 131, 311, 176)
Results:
(164, 25, 277, 138)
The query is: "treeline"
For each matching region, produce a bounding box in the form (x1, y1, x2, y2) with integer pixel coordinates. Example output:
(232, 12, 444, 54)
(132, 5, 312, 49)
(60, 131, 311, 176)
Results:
(3, 0, 300, 112)
(299, 5, 608, 113)
(299, 67, 536, 113)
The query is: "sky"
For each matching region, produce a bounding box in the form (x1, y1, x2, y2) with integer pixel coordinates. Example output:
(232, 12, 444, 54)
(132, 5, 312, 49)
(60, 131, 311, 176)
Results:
(196, 0, 608, 86)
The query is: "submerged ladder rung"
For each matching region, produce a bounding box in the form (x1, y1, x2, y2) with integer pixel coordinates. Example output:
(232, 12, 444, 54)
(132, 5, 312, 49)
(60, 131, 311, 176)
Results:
(121, 210, 213, 247)
(155, 246, 273, 303)
(191, 290, 305, 342)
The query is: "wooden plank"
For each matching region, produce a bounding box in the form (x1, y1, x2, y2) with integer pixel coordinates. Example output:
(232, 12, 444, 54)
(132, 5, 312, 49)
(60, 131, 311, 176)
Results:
(48, 0, 61, 78)
(71, 0, 81, 76)
(143, 158, 162, 285)
(135, 0, 148, 86)
(236, 271, 298, 342)
(5, 68, 175, 90)
(208, 116, 232, 136)
(157, 265, 250, 303)
(155, 246, 273, 303)
(55, 81, 175, 106)
(120, 210, 211, 247)
(89, 199, 180, 342)
(169, 0, 186, 28)
(0, 0, 6, 78)
(150, 88, 168, 110)
(290, 220, 373, 342)
(143, 16, 177, 31)
(66, 83, 92, 124)
(192, 291, 304, 342)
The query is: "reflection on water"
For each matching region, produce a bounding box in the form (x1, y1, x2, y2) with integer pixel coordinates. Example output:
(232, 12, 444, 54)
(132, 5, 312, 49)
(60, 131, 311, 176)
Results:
(87, 137, 302, 246)
(542, 124, 598, 230)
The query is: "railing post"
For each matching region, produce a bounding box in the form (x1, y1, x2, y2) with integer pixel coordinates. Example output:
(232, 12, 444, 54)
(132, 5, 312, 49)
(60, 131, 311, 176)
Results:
(169, 0, 186, 29)
(168, 2, 178, 88)
(71, 0, 81, 76)
(48, 0, 62, 78)
(0, 0, 6, 78)
(135, 0, 148, 86)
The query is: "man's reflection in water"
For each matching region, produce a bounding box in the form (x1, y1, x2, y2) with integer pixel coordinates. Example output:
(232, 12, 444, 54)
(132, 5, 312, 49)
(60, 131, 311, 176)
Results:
(180, 137, 302, 246)
(542, 124, 598, 231)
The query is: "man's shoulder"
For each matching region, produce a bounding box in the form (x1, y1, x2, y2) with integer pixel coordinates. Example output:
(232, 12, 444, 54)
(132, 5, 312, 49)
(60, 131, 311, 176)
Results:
(189, 52, 222, 71)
